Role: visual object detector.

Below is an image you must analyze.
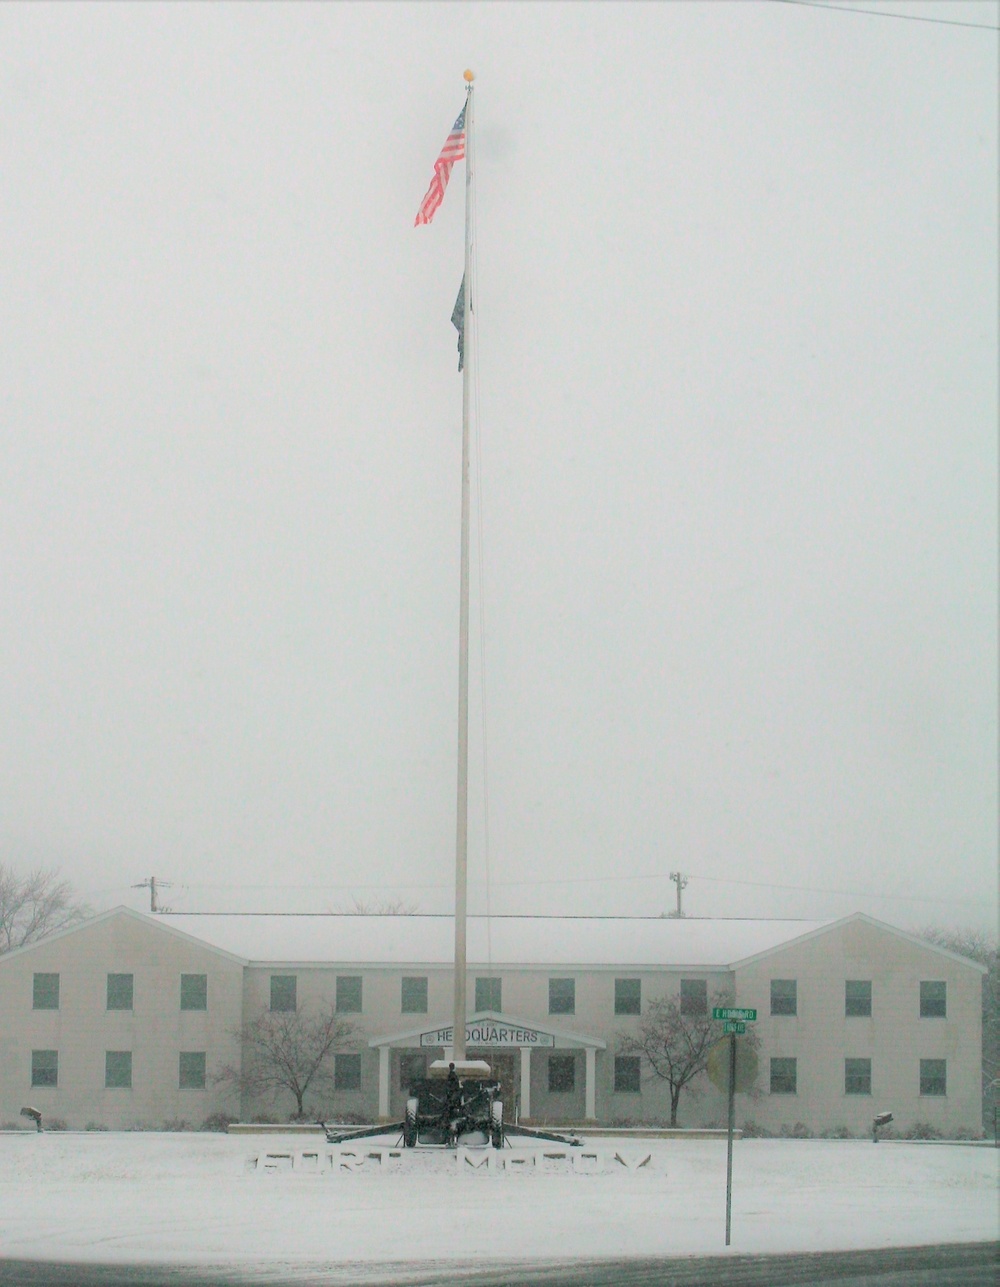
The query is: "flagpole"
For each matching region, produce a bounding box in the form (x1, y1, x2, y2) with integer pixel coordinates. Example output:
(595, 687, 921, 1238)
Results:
(452, 71, 474, 1065)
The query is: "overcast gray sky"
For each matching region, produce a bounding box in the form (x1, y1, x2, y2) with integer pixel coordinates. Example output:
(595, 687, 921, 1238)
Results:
(1, 1, 996, 933)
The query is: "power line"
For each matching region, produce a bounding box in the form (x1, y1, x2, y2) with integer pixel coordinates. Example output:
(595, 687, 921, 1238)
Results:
(96, 871, 987, 908)
(157, 910, 822, 922)
(688, 872, 974, 905)
(490, 873, 980, 907)
(771, 0, 1000, 30)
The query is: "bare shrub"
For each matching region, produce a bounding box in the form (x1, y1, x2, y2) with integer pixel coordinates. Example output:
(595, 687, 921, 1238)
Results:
(199, 1111, 239, 1133)
(904, 1121, 943, 1140)
(951, 1125, 985, 1140)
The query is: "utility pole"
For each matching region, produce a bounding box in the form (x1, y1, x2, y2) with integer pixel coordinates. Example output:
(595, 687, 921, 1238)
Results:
(132, 877, 171, 913)
(668, 871, 688, 918)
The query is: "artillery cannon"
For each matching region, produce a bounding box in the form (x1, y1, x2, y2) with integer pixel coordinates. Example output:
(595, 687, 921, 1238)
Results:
(324, 1060, 581, 1150)
(403, 1061, 503, 1148)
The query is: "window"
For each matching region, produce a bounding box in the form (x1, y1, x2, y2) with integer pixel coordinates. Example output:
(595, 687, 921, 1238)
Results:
(180, 974, 208, 1012)
(770, 979, 797, 1017)
(770, 1057, 797, 1094)
(33, 973, 60, 1011)
(336, 975, 362, 1013)
(845, 1058, 872, 1095)
(614, 1055, 641, 1094)
(31, 1049, 58, 1088)
(179, 1051, 207, 1090)
(680, 978, 708, 1017)
(105, 1050, 132, 1089)
(107, 973, 134, 1011)
(335, 1053, 362, 1091)
(845, 980, 872, 1018)
(920, 981, 946, 1019)
(399, 1051, 425, 1090)
(919, 1059, 947, 1096)
(401, 977, 427, 1014)
(548, 1055, 576, 1093)
(549, 977, 575, 1015)
(615, 978, 641, 1016)
(475, 977, 501, 1012)
(270, 975, 296, 1012)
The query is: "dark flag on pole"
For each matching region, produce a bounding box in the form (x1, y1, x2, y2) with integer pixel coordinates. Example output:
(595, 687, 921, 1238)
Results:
(451, 276, 466, 372)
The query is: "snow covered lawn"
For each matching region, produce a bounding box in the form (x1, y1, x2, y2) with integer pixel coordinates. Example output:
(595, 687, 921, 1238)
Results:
(0, 1131, 995, 1272)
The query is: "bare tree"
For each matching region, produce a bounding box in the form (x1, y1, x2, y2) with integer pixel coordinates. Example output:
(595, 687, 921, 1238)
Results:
(0, 863, 90, 954)
(920, 926, 999, 1126)
(338, 896, 420, 915)
(213, 1004, 359, 1120)
(619, 990, 760, 1127)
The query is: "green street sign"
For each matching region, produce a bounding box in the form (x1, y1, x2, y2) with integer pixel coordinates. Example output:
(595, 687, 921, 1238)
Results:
(713, 1007, 757, 1022)
(723, 1021, 746, 1034)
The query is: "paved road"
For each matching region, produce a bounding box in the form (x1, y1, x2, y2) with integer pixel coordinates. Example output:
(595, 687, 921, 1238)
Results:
(0, 1243, 996, 1287)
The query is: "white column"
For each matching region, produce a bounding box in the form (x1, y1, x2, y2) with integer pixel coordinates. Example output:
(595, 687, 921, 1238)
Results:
(585, 1047, 597, 1120)
(520, 1046, 531, 1121)
(378, 1046, 390, 1119)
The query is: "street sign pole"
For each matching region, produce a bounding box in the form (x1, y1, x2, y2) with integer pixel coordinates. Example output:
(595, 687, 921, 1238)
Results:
(711, 1006, 757, 1246)
(725, 1031, 736, 1246)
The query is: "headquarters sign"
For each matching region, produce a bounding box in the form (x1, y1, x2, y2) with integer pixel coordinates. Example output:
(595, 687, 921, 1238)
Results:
(419, 1022, 555, 1049)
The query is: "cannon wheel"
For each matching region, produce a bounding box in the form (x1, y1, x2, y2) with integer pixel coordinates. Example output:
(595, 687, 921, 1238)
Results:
(404, 1097, 419, 1148)
(490, 1098, 504, 1149)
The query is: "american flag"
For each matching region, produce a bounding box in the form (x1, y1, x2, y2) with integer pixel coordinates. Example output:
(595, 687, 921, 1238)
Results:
(414, 103, 467, 227)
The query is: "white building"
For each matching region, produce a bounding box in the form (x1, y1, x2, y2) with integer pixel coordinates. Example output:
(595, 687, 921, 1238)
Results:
(0, 907, 985, 1135)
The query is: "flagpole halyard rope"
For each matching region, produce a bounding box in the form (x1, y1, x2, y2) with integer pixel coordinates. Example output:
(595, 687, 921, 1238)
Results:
(470, 109, 494, 987)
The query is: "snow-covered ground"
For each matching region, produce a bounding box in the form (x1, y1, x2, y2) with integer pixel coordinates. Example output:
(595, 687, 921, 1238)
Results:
(0, 1131, 995, 1275)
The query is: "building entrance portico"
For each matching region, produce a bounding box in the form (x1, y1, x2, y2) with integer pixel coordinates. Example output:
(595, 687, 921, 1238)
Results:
(467, 1049, 516, 1113)
(372, 1012, 605, 1122)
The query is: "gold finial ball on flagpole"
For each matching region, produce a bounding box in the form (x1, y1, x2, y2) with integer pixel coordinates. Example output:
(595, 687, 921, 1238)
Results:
(464, 69, 475, 82)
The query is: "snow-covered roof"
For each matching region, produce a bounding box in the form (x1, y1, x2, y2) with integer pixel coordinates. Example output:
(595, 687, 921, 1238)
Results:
(153, 912, 835, 969)
(731, 911, 991, 974)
